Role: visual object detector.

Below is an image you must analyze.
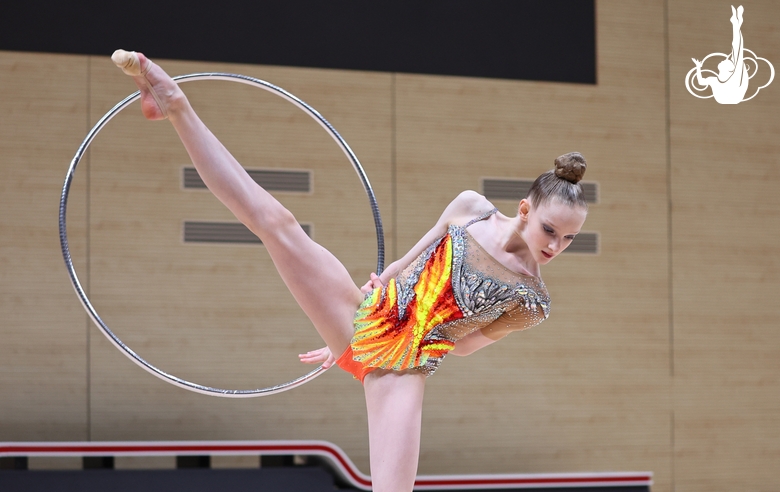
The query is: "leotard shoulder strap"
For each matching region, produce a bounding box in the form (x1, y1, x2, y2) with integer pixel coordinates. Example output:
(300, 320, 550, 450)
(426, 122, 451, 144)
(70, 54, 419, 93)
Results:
(462, 208, 498, 229)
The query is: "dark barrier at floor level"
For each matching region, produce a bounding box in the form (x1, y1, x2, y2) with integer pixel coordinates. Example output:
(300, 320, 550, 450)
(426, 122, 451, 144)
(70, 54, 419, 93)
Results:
(0, 467, 338, 492)
(0, 468, 653, 492)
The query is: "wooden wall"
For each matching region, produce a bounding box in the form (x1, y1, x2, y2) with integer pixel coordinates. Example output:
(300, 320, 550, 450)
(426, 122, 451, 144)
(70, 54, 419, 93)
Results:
(0, 52, 90, 441)
(669, 1, 780, 490)
(1, 1, 778, 491)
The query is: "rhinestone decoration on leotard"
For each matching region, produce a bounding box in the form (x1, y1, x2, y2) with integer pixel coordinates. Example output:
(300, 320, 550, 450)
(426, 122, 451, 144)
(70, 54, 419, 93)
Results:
(346, 209, 550, 378)
(396, 236, 444, 319)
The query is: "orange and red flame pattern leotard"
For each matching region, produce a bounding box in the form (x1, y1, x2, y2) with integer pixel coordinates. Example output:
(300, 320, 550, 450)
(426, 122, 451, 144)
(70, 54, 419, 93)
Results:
(336, 209, 550, 382)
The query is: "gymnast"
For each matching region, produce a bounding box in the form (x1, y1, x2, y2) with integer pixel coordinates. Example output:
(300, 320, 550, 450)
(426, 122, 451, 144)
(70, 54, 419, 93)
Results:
(112, 49, 589, 492)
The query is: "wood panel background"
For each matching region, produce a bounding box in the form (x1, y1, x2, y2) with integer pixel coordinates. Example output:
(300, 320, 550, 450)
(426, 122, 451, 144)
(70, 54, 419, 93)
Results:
(669, 1, 780, 491)
(1, 1, 778, 491)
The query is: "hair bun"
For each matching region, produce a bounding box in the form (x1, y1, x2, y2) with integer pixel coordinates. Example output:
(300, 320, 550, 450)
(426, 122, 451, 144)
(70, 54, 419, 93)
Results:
(554, 152, 587, 184)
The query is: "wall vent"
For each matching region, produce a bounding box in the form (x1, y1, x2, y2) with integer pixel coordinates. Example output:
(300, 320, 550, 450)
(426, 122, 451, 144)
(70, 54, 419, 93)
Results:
(482, 178, 598, 204)
(184, 221, 312, 244)
(564, 232, 599, 254)
(184, 167, 312, 193)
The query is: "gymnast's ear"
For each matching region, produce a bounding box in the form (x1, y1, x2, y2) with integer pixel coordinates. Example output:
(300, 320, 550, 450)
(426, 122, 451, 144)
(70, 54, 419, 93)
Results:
(518, 198, 531, 220)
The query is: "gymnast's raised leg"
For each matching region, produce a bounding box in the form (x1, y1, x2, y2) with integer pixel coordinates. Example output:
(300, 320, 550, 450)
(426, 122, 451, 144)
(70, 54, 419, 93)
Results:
(113, 50, 425, 492)
(112, 50, 362, 355)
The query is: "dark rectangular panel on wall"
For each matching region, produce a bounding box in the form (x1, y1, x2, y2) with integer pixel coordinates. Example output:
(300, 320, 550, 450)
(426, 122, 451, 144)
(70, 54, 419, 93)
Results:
(566, 232, 599, 254)
(483, 178, 599, 203)
(0, 0, 595, 83)
(183, 222, 312, 244)
(183, 168, 311, 193)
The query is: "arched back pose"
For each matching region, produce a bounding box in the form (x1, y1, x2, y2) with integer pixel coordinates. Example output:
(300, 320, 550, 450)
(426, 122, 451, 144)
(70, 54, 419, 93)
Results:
(112, 50, 589, 492)
(692, 5, 748, 104)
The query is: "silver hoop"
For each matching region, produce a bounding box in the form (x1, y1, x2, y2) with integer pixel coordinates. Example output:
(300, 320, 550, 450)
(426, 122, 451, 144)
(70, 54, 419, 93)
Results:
(59, 73, 385, 397)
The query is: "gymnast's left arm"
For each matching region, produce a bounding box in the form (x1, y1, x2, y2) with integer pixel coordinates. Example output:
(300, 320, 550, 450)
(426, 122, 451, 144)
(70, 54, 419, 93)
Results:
(449, 330, 501, 356)
(451, 310, 537, 356)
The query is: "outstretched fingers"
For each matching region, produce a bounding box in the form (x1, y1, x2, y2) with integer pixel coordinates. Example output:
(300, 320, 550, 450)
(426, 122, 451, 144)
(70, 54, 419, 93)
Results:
(299, 347, 335, 368)
(360, 273, 385, 294)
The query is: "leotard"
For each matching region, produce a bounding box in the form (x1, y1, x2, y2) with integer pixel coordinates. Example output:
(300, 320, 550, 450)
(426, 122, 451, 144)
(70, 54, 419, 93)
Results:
(336, 209, 550, 382)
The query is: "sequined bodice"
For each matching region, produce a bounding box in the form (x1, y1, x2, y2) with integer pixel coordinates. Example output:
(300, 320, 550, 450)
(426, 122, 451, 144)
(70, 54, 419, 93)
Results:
(394, 209, 550, 345)
(347, 208, 550, 378)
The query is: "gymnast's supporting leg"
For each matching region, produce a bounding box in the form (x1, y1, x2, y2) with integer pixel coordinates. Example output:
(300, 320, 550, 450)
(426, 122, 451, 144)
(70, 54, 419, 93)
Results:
(363, 370, 426, 492)
(113, 50, 362, 356)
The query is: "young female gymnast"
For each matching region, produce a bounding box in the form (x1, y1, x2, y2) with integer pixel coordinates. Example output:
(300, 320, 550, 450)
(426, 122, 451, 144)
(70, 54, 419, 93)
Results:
(112, 49, 589, 492)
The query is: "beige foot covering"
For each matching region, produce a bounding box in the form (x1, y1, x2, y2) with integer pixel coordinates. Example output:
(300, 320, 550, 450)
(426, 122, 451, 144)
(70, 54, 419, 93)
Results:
(112, 49, 142, 76)
(111, 49, 168, 118)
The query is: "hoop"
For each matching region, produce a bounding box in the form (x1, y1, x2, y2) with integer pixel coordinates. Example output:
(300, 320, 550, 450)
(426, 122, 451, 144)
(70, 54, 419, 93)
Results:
(59, 73, 385, 397)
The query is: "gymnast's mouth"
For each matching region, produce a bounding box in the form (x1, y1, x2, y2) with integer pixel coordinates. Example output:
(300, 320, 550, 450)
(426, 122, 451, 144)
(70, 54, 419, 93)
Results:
(541, 251, 553, 259)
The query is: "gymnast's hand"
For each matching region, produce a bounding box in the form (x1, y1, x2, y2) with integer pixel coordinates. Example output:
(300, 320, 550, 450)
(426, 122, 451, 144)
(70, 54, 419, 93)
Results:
(299, 346, 335, 368)
(360, 273, 384, 294)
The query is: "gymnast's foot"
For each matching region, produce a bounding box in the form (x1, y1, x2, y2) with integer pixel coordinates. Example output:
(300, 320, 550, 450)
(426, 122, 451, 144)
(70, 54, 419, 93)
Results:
(730, 5, 744, 27)
(111, 49, 185, 120)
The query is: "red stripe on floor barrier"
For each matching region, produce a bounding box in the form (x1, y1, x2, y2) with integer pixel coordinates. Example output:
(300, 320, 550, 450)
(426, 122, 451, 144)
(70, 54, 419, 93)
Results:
(1, 441, 652, 490)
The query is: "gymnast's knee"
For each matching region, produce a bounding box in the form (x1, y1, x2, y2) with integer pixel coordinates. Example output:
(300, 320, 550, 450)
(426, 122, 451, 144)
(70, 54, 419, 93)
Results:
(247, 203, 298, 237)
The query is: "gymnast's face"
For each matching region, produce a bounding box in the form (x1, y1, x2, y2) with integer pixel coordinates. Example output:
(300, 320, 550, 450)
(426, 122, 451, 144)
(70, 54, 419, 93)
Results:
(518, 199, 587, 265)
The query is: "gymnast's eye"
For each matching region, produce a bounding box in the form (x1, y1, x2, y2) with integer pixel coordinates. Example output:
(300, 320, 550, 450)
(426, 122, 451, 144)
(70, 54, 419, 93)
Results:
(543, 225, 554, 235)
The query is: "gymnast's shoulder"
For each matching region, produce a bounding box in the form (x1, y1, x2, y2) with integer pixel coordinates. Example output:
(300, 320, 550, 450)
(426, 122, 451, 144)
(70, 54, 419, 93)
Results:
(441, 190, 496, 224)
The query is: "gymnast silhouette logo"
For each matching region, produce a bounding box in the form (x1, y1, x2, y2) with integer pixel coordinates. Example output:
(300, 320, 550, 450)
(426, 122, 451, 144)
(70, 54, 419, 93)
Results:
(685, 5, 774, 104)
